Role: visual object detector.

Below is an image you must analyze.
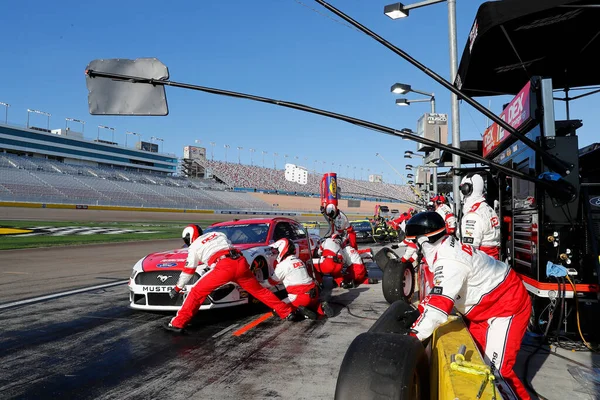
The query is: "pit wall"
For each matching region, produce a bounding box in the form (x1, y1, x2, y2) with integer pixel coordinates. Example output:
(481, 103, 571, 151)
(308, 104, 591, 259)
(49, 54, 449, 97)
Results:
(248, 193, 410, 216)
(431, 316, 502, 400)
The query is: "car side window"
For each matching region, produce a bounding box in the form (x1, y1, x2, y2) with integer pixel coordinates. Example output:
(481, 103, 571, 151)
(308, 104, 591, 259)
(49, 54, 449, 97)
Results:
(274, 222, 296, 241)
(292, 223, 307, 239)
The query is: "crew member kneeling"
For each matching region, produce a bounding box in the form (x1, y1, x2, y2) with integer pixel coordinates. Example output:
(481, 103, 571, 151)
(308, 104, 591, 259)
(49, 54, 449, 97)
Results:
(262, 238, 334, 318)
(405, 212, 531, 400)
(164, 225, 303, 333)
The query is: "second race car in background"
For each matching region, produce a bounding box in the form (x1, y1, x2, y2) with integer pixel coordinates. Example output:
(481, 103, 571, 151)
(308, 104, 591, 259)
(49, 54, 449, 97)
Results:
(128, 217, 321, 311)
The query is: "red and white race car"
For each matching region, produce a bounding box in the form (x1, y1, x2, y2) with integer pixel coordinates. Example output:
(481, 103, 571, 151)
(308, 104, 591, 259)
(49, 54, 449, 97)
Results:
(128, 217, 321, 311)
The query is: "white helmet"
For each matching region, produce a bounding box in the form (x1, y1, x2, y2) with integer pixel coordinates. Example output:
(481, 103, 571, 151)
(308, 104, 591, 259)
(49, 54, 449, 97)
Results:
(325, 203, 338, 219)
(182, 224, 202, 246)
(269, 238, 296, 263)
(459, 173, 485, 201)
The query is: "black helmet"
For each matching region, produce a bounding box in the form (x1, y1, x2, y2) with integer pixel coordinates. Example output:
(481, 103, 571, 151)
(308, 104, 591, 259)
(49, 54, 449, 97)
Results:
(405, 212, 446, 243)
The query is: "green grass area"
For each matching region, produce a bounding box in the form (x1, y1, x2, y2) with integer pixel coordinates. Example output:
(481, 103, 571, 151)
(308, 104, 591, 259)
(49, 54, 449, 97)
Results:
(0, 219, 227, 250)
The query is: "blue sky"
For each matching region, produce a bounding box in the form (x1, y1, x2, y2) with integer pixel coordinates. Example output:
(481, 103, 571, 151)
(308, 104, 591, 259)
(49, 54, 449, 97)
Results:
(1, 0, 599, 184)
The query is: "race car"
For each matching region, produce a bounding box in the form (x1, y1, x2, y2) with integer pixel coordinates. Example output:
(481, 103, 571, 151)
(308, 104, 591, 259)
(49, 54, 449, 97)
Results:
(350, 219, 375, 243)
(128, 217, 321, 311)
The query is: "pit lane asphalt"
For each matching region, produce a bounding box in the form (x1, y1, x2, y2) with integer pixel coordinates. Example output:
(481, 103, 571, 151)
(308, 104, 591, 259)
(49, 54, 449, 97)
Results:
(2, 240, 598, 400)
(0, 240, 388, 400)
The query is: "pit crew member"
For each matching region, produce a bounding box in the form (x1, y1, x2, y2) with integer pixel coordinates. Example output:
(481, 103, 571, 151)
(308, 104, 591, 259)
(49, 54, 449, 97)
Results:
(322, 203, 357, 249)
(459, 173, 501, 259)
(405, 212, 531, 400)
(433, 195, 457, 235)
(164, 225, 303, 333)
(262, 239, 334, 318)
(315, 236, 368, 289)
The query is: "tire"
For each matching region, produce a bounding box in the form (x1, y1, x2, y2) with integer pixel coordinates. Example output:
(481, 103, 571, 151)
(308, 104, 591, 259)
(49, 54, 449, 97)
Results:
(382, 260, 415, 304)
(249, 257, 269, 304)
(374, 247, 400, 272)
(335, 332, 429, 400)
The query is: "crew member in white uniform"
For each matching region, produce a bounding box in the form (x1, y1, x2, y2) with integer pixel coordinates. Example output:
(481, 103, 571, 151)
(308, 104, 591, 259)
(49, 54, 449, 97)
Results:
(262, 238, 334, 318)
(404, 212, 531, 400)
(459, 173, 501, 259)
(164, 225, 301, 333)
(433, 195, 457, 235)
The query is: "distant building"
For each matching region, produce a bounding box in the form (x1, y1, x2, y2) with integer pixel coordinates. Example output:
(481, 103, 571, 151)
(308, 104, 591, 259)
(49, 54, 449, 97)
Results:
(369, 174, 383, 183)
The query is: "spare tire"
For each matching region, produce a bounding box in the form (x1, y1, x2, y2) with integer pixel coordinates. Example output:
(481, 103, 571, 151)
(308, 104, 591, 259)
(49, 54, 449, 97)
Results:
(374, 247, 400, 272)
(335, 332, 429, 400)
(382, 260, 415, 304)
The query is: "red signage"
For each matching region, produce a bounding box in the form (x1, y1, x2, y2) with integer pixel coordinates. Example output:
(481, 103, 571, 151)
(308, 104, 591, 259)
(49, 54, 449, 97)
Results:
(482, 81, 532, 158)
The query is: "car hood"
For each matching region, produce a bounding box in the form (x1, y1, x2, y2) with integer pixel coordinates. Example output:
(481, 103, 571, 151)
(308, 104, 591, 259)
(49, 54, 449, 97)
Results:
(141, 248, 189, 272)
(140, 244, 265, 272)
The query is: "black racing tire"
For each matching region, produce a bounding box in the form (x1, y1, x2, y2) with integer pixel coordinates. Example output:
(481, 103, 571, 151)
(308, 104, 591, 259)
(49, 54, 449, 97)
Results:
(374, 247, 400, 272)
(334, 332, 429, 400)
(382, 260, 415, 304)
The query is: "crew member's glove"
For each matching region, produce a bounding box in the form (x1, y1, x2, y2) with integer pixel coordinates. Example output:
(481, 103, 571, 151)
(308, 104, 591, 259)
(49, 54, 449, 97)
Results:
(402, 306, 421, 329)
(401, 240, 418, 263)
(169, 286, 182, 300)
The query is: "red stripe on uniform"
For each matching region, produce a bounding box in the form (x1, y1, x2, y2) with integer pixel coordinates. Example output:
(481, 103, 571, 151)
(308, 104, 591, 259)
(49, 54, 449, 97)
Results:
(427, 294, 455, 315)
(182, 267, 196, 275)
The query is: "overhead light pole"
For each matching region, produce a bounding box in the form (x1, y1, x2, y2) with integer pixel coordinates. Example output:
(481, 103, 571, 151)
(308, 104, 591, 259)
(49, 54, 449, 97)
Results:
(27, 108, 51, 130)
(152, 137, 164, 152)
(125, 131, 140, 147)
(385, 0, 460, 210)
(210, 142, 216, 161)
(273, 152, 278, 169)
(0, 102, 10, 124)
(224, 144, 230, 162)
(249, 148, 255, 166)
(65, 117, 85, 133)
(237, 146, 243, 164)
(262, 150, 268, 168)
(393, 84, 439, 194)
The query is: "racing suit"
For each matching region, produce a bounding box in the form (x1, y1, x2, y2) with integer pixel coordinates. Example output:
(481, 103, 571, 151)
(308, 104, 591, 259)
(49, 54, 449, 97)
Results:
(461, 198, 500, 259)
(332, 210, 357, 249)
(262, 254, 326, 316)
(170, 232, 293, 328)
(410, 235, 531, 400)
(314, 237, 367, 287)
(436, 203, 457, 235)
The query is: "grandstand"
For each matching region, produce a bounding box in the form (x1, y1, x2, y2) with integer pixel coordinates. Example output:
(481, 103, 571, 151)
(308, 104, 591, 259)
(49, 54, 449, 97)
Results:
(0, 118, 417, 212)
(198, 159, 417, 203)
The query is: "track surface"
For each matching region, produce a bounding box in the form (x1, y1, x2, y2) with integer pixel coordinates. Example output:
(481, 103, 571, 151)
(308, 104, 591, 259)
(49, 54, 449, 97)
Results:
(0, 239, 387, 400)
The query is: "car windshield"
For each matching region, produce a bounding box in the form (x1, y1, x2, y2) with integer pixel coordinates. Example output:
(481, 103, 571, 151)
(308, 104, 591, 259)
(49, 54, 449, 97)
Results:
(351, 221, 371, 230)
(204, 223, 270, 245)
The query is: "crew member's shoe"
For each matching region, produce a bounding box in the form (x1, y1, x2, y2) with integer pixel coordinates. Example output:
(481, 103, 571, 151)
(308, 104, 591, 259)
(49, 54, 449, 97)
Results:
(163, 321, 185, 334)
(286, 310, 305, 322)
(341, 281, 355, 289)
(321, 301, 335, 318)
(368, 278, 379, 284)
(298, 306, 318, 320)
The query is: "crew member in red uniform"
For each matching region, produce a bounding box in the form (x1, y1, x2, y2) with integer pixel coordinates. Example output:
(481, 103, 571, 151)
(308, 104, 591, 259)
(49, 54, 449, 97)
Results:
(459, 173, 501, 259)
(164, 225, 303, 333)
(314, 236, 367, 289)
(262, 238, 334, 318)
(404, 212, 531, 400)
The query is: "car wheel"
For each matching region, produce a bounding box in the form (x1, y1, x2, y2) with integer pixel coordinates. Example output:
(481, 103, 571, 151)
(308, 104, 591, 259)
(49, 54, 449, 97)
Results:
(382, 260, 415, 304)
(334, 332, 429, 400)
(374, 247, 400, 272)
(251, 257, 269, 281)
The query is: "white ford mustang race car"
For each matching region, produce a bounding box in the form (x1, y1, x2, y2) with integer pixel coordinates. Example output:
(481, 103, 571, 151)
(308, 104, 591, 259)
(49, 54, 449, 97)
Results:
(128, 217, 321, 311)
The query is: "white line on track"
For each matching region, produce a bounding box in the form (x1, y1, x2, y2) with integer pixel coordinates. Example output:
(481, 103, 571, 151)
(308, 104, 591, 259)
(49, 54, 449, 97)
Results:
(0, 280, 128, 310)
(212, 323, 239, 338)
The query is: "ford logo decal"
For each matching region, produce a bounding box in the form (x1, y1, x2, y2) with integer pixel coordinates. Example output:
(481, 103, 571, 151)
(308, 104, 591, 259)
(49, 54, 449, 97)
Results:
(157, 262, 177, 268)
(590, 197, 600, 207)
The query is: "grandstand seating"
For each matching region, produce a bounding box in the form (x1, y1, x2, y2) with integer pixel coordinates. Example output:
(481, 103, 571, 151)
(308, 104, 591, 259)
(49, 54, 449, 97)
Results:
(0, 152, 417, 210)
(200, 159, 416, 203)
